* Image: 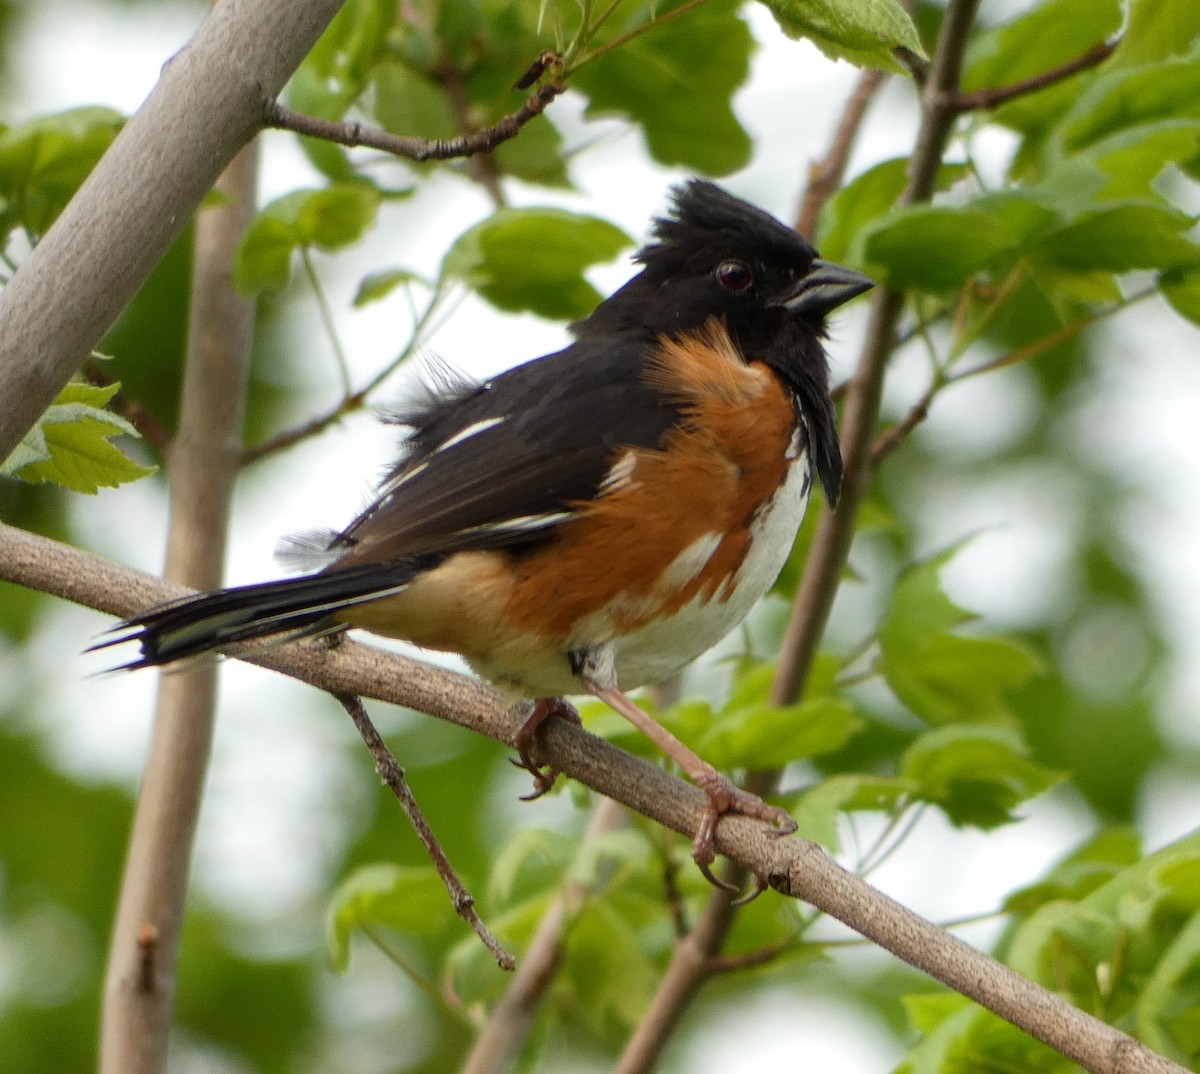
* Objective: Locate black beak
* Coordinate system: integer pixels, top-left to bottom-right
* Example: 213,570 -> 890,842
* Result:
782,259 -> 874,316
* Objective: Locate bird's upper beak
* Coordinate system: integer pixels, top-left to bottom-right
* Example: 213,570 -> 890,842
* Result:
782,259 -> 874,316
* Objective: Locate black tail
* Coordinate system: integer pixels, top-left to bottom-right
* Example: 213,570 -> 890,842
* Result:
95,561 -> 426,669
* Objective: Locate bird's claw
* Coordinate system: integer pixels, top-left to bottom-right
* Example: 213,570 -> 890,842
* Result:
511,697 -> 581,800
689,769 -> 795,899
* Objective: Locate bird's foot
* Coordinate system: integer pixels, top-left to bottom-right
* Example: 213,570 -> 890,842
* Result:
511,697 -> 581,800
691,768 -> 796,894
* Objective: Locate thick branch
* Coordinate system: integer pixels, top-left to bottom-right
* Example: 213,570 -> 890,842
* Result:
0,0 -> 344,463
0,522 -> 1186,1074
100,143 -> 259,1074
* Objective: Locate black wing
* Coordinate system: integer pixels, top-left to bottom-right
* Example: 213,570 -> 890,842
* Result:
327,335 -> 681,566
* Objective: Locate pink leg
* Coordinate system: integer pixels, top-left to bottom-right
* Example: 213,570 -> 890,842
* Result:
585,679 -> 796,880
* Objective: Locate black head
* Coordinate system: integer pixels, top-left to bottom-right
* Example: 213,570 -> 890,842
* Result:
574,180 -> 873,506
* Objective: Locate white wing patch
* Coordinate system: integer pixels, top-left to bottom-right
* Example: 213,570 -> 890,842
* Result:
433,416 -> 506,453
453,511 -> 573,540
599,450 -> 639,495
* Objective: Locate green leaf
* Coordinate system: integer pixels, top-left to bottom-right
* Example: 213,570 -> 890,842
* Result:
697,697 -> 861,770
372,59 -> 458,141
789,774 -> 914,850
1162,264 -> 1200,326
325,864 -> 451,972
1029,202 -> 1200,273
863,196 -> 1056,292
817,158 -> 909,265
487,827 -> 574,908
572,0 -> 753,175
1058,44 -> 1200,155
441,207 -> 630,319
901,725 -> 1062,828
1003,827 -> 1143,914
492,113 -> 571,188
758,0 -> 925,73
3,381 -> 155,493
1115,0 -> 1200,67
564,900 -> 658,1034
233,184 -> 382,294
352,268 -> 424,307
0,106 -> 124,237
879,550 -> 1041,724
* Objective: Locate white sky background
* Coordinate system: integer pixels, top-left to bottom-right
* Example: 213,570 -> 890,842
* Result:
7,1 -> 1200,1072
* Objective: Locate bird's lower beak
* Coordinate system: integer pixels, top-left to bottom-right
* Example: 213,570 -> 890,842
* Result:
783,259 -> 874,316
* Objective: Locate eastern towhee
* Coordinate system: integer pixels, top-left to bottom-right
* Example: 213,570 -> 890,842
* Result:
99,181 -> 872,880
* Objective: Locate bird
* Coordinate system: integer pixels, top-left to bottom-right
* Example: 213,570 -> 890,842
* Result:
97,180 -> 872,882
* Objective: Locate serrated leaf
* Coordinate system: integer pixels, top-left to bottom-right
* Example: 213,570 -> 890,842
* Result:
352,268 -> 424,307
572,0 -> 753,175
901,725 -> 1062,828
759,0 -> 925,73
441,207 -> 630,320
4,380 -> 155,493
325,864 -> 451,972
233,184 -> 382,294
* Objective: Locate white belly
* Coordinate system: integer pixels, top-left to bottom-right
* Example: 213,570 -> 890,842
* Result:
611,452 -> 812,688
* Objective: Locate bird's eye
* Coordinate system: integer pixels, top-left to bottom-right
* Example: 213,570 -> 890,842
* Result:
715,259 -> 753,292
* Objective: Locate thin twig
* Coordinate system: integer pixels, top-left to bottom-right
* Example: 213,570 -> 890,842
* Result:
796,67 -> 887,240
706,940 -> 792,975
948,37 -> 1119,114
334,693 -> 515,971
262,80 -> 565,164
572,0 -> 709,70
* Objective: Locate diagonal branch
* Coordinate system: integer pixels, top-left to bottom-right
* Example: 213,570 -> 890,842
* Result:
0,520 -> 1187,1074
947,37 -> 1119,114
334,693 -> 514,970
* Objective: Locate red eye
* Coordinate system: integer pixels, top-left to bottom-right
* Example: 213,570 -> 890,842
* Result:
716,259 -> 753,292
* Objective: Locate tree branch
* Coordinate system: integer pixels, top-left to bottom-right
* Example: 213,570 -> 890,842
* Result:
99,143 -> 259,1074
334,693 -> 514,971
947,37 -> 1119,114
795,66 -> 887,240
1,521 -> 1185,1074
262,78 -> 564,166
0,0 -> 344,463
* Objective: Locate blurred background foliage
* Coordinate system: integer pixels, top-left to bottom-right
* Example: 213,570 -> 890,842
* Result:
3,0 -> 1200,1071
